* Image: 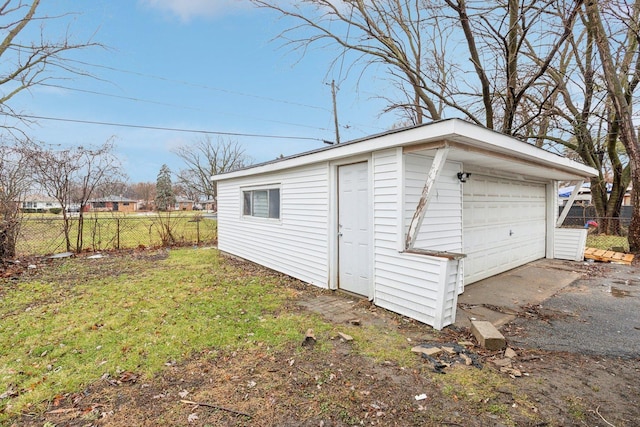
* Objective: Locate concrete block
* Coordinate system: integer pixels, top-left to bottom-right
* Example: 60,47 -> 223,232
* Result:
471,320 -> 506,351
411,346 -> 442,357
337,332 -> 353,341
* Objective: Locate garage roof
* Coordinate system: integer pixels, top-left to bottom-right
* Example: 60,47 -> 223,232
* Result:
213,119 -> 598,182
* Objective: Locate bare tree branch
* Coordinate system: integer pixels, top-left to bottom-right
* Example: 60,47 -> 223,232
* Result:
0,0 -> 101,133
173,136 -> 251,209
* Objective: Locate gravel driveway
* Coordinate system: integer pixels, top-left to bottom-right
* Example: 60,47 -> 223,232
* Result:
505,261 -> 640,358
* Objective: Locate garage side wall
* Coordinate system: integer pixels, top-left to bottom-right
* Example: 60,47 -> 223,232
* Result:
216,163 -> 330,288
404,153 -> 463,252
372,148 -> 459,329
554,228 -> 588,261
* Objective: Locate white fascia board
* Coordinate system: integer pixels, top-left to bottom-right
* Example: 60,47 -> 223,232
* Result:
447,120 -> 598,178
212,121 -> 458,181
212,119 -> 598,181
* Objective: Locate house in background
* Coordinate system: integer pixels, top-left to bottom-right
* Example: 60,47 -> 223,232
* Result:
85,196 -> 138,213
213,119 -> 597,330
174,196 -> 195,211
202,198 -> 216,212
558,182 -> 633,206
21,194 -> 62,212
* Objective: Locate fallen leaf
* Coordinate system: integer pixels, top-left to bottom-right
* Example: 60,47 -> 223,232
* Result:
118,371 -> 139,383
52,394 -> 64,407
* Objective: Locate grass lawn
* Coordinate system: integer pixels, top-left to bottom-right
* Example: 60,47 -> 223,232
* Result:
0,248 -> 414,423
586,233 -> 629,251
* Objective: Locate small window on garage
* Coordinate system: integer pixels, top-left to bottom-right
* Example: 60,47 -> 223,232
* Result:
242,187 -> 280,219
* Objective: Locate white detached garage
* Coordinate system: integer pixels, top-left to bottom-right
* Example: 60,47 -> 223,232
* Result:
213,119 -> 597,329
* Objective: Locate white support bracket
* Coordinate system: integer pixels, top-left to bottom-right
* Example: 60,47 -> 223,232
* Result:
405,147 -> 450,250
556,180 -> 584,227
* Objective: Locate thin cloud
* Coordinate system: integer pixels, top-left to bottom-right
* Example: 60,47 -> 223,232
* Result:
139,0 -> 250,21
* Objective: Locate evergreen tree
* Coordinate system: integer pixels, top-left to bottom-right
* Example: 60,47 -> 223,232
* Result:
155,164 -> 175,211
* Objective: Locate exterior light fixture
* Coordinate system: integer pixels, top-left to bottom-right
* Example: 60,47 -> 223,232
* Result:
457,172 -> 471,182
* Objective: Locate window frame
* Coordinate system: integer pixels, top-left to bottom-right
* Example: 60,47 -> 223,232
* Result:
241,185 -> 281,221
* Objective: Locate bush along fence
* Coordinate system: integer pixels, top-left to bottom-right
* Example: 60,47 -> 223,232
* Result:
16,214 -> 217,257
558,206 -> 629,252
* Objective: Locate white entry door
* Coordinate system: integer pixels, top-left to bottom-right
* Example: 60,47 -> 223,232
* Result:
338,162 -> 370,296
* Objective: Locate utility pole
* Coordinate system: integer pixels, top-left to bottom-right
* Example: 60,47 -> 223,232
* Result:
331,80 -> 340,144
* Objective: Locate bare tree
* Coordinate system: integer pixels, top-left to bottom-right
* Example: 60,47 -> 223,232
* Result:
129,182 -> 155,211
583,0 -> 640,250
94,180 -> 129,199
27,140 -> 124,252
173,136 -> 250,210
524,4 -> 630,235
175,171 -> 201,201
251,0 -> 582,137
0,142 -> 31,258
0,1 -> 100,133
252,0 -> 640,250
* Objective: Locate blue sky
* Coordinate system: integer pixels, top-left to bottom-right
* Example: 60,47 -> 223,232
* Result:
10,0 -> 397,182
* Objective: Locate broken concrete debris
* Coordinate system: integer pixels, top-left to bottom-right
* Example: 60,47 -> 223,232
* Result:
489,348 -> 526,378
411,346 -> 442,357
337,332 -> 353,341
504,347 -> 517,359
492,358 -> 513,368
411,342 -> 482,373
441,346 -> 457,355
460,353 -> 473,366
411,341 -> 527,379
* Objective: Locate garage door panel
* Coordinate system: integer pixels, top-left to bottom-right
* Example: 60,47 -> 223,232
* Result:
463,176 -> 546,284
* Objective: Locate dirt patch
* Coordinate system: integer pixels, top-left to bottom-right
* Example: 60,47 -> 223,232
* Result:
15,342 -> 640,427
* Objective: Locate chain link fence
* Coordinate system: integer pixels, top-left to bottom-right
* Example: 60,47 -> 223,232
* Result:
15,213 -> 217,256
559,206 -> 629,252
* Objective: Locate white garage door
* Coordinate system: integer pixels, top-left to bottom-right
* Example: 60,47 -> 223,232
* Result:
463,175 -> 547,284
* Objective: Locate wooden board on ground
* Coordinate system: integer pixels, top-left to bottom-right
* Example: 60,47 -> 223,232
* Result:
584,247 -> 634,265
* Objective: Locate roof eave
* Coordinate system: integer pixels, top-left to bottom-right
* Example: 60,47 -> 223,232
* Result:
212,119 -> 597,181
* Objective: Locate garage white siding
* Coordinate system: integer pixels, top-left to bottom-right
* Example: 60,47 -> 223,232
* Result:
404,153 -> 463,252
372,149 -> 460,328
463,175 -> 547,284
216,163 -> 330,288
554,228 -> 588,261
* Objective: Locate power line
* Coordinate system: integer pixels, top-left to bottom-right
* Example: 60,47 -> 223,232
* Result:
22,114 -> 326,141
65,58 -> 333,113
39,83 -> 198,110
39,83 -> 332,131
47,58 -> 386,136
